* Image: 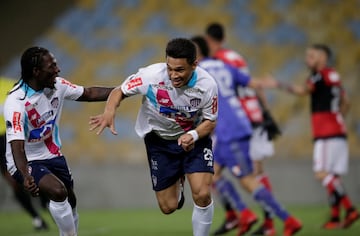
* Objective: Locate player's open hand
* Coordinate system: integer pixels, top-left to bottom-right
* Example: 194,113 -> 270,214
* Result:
178,133 -> 195,152
89,110 -> 118,135
261,74 -> 278,89
23,175 -> 39,197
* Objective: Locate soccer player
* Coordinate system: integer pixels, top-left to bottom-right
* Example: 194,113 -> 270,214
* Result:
276,44 -> 360,229
89,38 -> 218,236
205,23 -> 281,236
1,76 -> 49,231
192,36 -> 302,236
4,47 -> 113,236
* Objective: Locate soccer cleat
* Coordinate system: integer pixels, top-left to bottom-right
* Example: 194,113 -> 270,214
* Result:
284,216 -> 302,236
32,217 -> 49,231
251,223 -> 276,236
177,176 -> 185,210
237,209 -> 258,236
213,217 -> 238,235
342,209 -> 360,229
322,219 -> 341,230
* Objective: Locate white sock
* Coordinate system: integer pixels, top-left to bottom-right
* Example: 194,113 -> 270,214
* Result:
73,208 -> 79,233
192,200 -> 214,236
49,199 -> 76,236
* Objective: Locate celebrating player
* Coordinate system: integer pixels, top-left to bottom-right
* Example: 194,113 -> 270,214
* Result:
276,44 -> 359,229
1,76 -> 49,231
4,47 -> 114,236
192,36 -> 302,236
90,38 -> 218,236
205,23 -> 281,236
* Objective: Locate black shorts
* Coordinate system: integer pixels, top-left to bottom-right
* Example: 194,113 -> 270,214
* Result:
144,132 -> 214,191
12,156 -> 74,189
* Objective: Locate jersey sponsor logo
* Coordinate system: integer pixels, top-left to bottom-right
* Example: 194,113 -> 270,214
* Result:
28,118 -> 56,142
61,79 -> 77,88
36,110 -> 54,126
51,97 -> 59,109
12,112 -> 22,133
190,98 -> 201,108
211,96 -> 218,114
126,77 -> 143,90
184,87 -> 204,95
159,106 -> 195,119
151,84 -> 173,90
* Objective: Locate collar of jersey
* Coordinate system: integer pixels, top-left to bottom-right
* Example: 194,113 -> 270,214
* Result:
187,71 -> 197,88
20,80 -> 43,97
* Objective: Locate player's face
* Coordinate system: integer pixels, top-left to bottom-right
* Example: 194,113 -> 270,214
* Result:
35,53 -> 60,89
166,56 -> 196,88
305,48 -> 322,71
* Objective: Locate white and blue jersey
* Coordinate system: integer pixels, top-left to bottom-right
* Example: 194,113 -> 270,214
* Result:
199,58 -> 252,142
4,77 -> 84,175
121,63 -> 218,140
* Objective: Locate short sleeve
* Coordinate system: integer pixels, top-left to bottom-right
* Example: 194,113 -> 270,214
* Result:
120,69 -> 151,97
56,78 -> 84,100
201,81 -> 218,121
4,99 -> 25,142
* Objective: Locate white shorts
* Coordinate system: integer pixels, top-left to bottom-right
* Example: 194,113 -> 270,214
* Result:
250,127 -> 274,161
313,137 -> 348,175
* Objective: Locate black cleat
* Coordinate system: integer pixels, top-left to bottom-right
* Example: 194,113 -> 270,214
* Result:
177,176 -> 185,210
213,217 -> 238,235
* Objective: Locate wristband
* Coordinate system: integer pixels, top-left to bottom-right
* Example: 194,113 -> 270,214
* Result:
187,130 -> 199,141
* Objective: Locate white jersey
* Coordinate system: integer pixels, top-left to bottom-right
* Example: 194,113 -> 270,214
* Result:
121,63 -> 218,140
4,77 -> 84,175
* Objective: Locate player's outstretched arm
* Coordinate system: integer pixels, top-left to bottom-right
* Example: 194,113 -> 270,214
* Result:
276,81 -> 311,96
89,87 -> 126,135
10,140 -> 39,196
77,87 -> 114,102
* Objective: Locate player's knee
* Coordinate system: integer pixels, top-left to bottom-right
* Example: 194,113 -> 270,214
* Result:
192,189 -> 211,207
158,201 -> 177,215
49,185 -> 68,202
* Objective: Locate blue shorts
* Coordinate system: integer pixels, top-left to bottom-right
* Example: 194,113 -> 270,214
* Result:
214,137 -> 253,178
13,156 -> 73,189
144,132 -> 214,191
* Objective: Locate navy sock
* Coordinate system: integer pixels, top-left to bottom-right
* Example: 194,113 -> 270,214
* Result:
215,177 -> 246,211
253,186 -> 289,221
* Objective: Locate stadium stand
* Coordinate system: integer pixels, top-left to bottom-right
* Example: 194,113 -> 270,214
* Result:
1,0 -> 359,161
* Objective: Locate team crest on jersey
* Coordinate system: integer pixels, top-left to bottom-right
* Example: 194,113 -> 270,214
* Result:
190,98 -> 201,108
51,97 -> 59,109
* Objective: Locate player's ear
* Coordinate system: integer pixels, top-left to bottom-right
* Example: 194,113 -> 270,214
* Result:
192,60 -> 198,70
33,67 -> 40,78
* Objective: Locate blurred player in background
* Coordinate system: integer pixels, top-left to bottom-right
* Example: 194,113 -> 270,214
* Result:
192,36 -> 301,236
4,47 -> 114,236
205,23 -> 281,236
276,44 -> 359,229
90,38 -> 218,236
1,76 -> 48,231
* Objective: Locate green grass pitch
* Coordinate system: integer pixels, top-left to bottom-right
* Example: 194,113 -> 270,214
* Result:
1,205 -> 359,235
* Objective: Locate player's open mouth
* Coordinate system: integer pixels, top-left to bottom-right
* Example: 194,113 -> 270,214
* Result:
172,78 -> 183,87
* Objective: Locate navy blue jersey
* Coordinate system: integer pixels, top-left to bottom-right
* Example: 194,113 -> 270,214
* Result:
199,58 -> 252,142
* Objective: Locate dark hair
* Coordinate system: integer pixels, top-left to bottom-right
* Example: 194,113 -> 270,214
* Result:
206,22 -> 225,42
9,46 -> 49,99
166,38 -> 197,65
310,44 -> 332,61
191,36 -> 209,58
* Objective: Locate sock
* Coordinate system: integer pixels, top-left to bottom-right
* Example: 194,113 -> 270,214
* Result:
323,175 -> 354,213
215,177 -> 247,212
192,200 -> 214,236
72,208 -> 79,233
49,199 -> 76,236
258,174 -> 274,224
14,187 -> 39,218
253,186 -> 289,221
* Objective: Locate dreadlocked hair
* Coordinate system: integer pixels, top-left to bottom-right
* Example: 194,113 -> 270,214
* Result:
9,46 -> 49,100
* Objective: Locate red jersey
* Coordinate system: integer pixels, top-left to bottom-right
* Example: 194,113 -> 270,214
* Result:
307,67 -> 347,139
215,48 -> 263,125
